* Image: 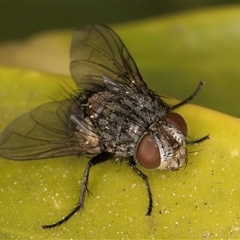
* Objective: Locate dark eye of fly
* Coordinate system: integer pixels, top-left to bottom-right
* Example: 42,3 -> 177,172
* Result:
136,133 -> 161,169
165,112 -> 188,136
0,24 -> 209,229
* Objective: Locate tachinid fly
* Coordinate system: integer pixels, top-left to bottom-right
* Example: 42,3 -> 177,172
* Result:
0,24 -> 209,228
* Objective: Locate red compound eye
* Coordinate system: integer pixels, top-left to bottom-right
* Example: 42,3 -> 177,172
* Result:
165,112 -> 188,136
136,134 -> 161,169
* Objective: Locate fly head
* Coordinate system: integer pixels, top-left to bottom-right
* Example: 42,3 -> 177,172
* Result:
135,112 -> 188,171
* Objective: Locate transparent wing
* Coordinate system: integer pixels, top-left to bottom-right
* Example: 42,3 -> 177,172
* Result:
0,99 -> 82,160
70,24 -> 148,90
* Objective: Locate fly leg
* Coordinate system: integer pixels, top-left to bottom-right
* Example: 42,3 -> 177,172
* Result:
187,134 -> 210,144
42,152 -> 114,229
169,81 -> 209,144
170,81 -> 205,110
129,159 -> 153,216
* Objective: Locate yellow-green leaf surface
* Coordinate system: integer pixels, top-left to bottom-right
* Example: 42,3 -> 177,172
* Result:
0,70 -> 239,239
1,6 -> 240,239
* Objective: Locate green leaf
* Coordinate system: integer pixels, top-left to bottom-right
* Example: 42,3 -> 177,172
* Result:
1,6 -> 240,239
0,68 -> 239,239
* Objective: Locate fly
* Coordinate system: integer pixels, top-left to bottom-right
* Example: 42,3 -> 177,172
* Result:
0,24 -> 209,228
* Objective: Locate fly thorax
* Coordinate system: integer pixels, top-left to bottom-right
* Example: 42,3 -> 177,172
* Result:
87,91 -> 113,119
135,120 -> 187,171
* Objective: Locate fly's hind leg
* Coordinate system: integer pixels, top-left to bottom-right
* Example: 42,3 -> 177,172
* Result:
42,152 -> 114,229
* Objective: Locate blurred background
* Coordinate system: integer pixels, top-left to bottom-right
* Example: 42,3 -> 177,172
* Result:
0,2 -> 240,116
0,2 -> 238,42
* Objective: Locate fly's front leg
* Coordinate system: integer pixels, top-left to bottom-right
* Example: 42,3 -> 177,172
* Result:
129,159 -> 153,216
42,152 -> 114,229
167,81 -> 209,145
187,134 -> 210,144
170,81 -> 205,110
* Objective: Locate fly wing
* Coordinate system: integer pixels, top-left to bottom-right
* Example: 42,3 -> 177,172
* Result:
0,99 -> 86,160
70,24 -> 148,90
